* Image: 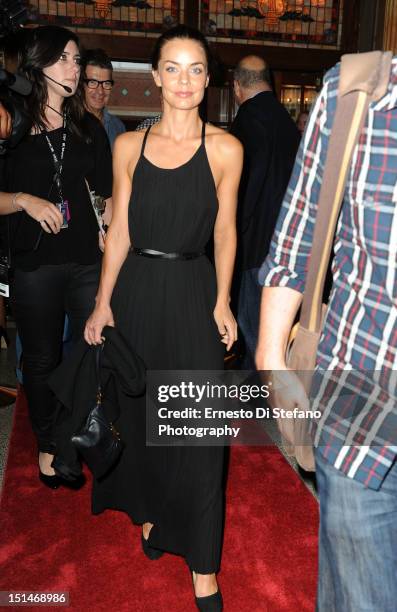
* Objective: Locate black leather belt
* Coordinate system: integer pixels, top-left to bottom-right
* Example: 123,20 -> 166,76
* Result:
131,248 -> 204,261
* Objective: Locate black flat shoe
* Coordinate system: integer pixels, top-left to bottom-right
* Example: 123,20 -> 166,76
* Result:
39,470 -> 60,489
141,533 -> 164,560
195,590 -> 223,611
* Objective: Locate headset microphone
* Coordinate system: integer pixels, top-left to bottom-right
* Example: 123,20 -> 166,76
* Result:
43,73 -> 73,94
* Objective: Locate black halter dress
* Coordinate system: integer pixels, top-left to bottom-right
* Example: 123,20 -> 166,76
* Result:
92,122 -> 226,574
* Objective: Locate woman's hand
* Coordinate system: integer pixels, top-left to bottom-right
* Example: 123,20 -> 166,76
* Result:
84,302 -> 115,345
213,301 -> 237,351
19,193 -> 63,234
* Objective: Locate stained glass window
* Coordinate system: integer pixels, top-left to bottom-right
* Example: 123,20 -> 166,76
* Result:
201,0 -> 343,48
29,0 -> 180,35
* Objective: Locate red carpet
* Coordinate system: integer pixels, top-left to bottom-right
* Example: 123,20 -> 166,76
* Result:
0,393 -> 318,611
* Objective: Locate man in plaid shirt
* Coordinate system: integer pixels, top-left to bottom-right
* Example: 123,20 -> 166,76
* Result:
256,59 -> 397,611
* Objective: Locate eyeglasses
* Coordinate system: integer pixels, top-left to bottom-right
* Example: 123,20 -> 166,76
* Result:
83,78 -> 114,90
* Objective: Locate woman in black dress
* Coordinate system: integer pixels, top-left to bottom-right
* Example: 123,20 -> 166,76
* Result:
0,26 -> 112,488
85,26 -> 242,610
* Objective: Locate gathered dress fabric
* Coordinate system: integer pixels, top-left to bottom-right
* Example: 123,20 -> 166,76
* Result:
92,123 -> 226,574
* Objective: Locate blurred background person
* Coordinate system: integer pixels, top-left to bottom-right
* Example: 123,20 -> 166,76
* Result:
230,55 -> 300,368
0,31 -> 27,352
0,102 -> 12,349
296,110 -> 309,135
82,48 -> 125,150
0,25 -> 112,489
0,101 -> 12,348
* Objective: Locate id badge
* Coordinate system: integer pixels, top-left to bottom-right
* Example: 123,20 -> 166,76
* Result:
57,200 -> 71,229
0,262 -> 9,298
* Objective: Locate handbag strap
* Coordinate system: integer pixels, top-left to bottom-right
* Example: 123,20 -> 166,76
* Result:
299,51 -> 392,333
85,178 -> 105,237
95,344 -> 104,401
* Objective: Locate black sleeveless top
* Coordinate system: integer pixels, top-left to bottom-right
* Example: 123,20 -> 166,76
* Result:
128,121 -> 218,254
5,113 -> 112,271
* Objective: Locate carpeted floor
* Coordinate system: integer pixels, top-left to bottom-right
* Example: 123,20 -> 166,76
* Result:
0,393 -> 318,611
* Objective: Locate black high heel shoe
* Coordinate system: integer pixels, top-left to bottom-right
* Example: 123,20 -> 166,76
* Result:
195,590 -> 223,611
38,469 -> 86,490
39,470 -> 61,489
141,533 -> 164,560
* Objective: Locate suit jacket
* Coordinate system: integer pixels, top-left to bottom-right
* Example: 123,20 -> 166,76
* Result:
230,91 -> 300,273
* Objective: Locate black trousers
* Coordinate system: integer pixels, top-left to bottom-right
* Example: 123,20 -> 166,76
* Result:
11,262 -> 100,453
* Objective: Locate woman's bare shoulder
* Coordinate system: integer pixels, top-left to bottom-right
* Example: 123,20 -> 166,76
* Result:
113,130 -> 146,156
205,124 -> 243,160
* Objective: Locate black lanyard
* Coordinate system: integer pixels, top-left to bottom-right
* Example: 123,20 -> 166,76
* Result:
43,117 -> 67,202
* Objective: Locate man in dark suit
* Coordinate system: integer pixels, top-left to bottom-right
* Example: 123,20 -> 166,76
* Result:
230,55 -> 300,368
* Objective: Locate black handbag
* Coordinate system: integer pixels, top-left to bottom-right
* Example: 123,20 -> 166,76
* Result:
71,345 -> 124,479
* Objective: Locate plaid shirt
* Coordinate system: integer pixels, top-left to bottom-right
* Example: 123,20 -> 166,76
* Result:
259,60 -> 397,490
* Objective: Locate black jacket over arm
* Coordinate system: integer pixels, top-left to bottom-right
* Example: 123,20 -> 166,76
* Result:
230,91 -> 300,272
48,326 -> 146,480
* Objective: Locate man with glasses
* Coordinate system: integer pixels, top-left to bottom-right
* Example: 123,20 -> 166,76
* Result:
82,49 -> 125,150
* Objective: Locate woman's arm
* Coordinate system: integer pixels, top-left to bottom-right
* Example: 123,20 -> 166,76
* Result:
84,132 -> 141,345
212,133 -> 243,350
0,191 -> 63,233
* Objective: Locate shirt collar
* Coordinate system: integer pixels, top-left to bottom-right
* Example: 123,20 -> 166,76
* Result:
372,57 -> 397,111
240,89 -> 272,107
102,107 -> 110,124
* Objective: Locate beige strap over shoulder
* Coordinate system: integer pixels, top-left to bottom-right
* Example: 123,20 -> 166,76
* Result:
298,50 -> 393,340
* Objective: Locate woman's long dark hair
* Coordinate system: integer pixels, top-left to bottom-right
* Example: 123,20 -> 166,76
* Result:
20,26 -> 85,136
